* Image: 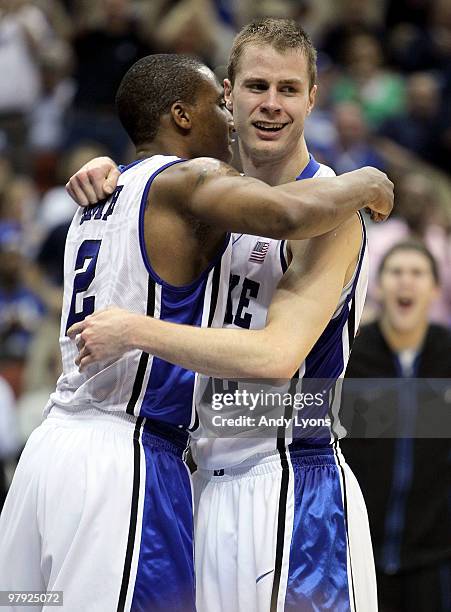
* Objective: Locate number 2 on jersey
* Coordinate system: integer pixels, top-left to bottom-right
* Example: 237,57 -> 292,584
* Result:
65,239 -> 101,333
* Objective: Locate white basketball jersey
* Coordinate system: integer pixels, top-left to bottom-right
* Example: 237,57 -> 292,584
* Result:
47,155 -> 231,430
192,157 -> 369,469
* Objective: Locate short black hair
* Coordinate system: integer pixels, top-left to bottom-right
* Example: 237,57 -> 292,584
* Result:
116,54 -> 208,146
378,240 -> 440,284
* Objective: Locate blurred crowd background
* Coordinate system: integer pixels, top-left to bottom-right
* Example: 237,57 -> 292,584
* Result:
0,0 -> 450,602
0,0 -> 451,612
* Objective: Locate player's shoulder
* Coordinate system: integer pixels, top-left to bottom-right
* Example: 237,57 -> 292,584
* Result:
160,157 -> 239,183
119,154 -> 179,177
152,157 -> 240,201
314,160 -> 365,243
150,157 -> 242,212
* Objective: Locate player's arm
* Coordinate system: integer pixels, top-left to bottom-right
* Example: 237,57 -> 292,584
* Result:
157,157 -> 392,238
66,156 -> 393,239
68,215 -> 362,377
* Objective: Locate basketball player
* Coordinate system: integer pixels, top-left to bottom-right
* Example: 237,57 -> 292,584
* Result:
67,20 -> 385,612
0,51 -> 392,612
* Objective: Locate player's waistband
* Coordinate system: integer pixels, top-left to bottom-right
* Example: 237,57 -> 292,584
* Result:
47,405 -> 188,456
195,444 -> 336,481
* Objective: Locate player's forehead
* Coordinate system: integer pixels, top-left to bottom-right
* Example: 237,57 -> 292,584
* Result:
196,65 -> 222,96
235,43 -> 309,84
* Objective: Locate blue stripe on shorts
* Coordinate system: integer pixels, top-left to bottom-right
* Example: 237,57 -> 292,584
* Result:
131,432 -> 195,612
284,447 -> 350,612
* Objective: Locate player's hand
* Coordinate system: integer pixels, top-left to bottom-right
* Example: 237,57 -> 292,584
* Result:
66,157 -> 120,207
67,307 -> 138,371
357,167 -> 394,222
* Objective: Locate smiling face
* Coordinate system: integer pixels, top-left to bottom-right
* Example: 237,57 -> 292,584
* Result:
224,44 -> 316,166
378,249 -> 439,334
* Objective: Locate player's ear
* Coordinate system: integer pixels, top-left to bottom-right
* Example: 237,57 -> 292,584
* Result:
307,84 -> 317,115
224,79 -> 233,112
307,85 -> 318,115
171,101 -> 192,131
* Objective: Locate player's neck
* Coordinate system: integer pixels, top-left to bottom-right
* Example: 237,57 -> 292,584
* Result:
240,139 -> 310,186
379,316 -> 428,353
135,135 -> 191,161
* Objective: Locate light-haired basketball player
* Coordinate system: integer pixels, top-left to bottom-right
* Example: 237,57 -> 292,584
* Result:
67,20 -> 386,612
0,50 -> 392,612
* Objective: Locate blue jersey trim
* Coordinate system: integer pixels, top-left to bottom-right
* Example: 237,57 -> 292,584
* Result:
280,240 -> 288,273
138,160 -> 231,292
283,153 -> 320,274
302,212 -> 366,382
336,211 -> 367,304
236,155 -> 319,264
348,212 -> 367,300
119,157 -> 152,174
295,154 -> 321,181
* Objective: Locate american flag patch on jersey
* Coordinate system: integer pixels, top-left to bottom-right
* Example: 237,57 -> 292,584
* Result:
249,241 -> 270,263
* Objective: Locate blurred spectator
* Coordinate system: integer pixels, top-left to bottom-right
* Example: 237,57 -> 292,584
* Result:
332,32 -> 406,128
384,0 -> 440,73
0,0 -> 55,171
37,143 -> 108,236
431,0 -> 451,173
34,0 -> 73,40
153,0 -> 228,67
0,157 -> 13,196
236,0 -> 311,26
384,0 -> 430,30
319,101 -> 385,173
0,223 -> 47,397
385,0 -> 451,91
65,0 -> 153,160
21,312 -> 61,394
0,174 -> 40,255
28,40 -> 75,191
366,172 -> 451,326
425,0 -> 451,77
0,374 -> 20,511
36,223 -> 70,288
319,0 -> 384,65
378,72 -> 450,173
304,53 -> 339,161
342,242 -> 451,612
387,23 -> 435,75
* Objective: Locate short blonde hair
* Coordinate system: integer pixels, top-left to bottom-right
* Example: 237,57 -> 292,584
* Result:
227,18 -> 317,90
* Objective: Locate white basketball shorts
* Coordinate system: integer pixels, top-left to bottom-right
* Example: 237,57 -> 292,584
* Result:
0,409 -> 195,612
192,442 -> 377,612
